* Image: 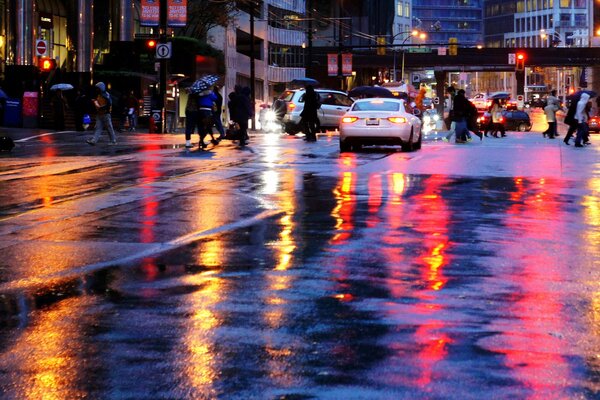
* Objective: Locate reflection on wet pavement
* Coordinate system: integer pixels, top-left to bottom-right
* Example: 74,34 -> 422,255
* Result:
1,131 -> 600,398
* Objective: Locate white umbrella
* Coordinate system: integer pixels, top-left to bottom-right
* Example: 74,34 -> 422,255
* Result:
50,83 -> 74,91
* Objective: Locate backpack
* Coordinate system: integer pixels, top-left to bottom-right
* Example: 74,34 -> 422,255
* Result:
0,136 -> 15,151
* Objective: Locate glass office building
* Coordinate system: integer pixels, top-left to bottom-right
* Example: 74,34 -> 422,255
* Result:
412,0 -> 484,48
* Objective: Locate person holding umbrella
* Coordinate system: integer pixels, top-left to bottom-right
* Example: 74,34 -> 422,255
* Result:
301,85 -> 320,142
51,89 -> 68,131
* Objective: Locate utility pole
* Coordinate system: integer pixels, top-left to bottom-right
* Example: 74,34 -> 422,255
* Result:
337,1 -> 343,90
250,1 -> 256,130
159,0 -> 168,133
306,0 -> 313,77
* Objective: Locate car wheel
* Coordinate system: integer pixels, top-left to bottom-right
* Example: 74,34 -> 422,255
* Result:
518,123 -> 528,132
340,140 -> 352,152
414,131 -> 422,150
401,128 -> 414,152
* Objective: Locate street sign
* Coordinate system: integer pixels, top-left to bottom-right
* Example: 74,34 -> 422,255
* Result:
412,74 -> 420,83
36,40 -> 48,57
156,42 -> 172,59
508,53 -> 516,64
517,95 -> 524,101
406,47 -> 431,53
433,97 -> 439,105
438,47 -> 447,56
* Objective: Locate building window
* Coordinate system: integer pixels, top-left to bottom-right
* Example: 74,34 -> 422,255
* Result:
268,44 -> 304,68
404,2 -> 410,18
560,0 -> 570,8
397,1 -> 403,16
573,0 -> 585,8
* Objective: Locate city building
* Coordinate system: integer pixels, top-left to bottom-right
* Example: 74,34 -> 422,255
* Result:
412,0 -> 484,48
207,0 -> 306,107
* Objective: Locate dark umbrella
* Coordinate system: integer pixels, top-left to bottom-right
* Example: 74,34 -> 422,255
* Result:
348,86 -> 395,99
567,89 -> 597,102
289,78 -> 320,88
489,91 -> 510,100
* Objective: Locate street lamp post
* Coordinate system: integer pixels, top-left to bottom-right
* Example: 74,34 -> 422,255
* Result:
391,30 -> 426,83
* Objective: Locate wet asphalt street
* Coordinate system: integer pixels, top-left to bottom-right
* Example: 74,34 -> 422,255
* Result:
1,113 -> 600,399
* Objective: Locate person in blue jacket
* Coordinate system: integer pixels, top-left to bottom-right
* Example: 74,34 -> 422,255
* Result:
197,88 -> 218,149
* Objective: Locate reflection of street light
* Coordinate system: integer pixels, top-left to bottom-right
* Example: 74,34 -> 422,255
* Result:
391,30 -> 426,82
401,30 -> 426,83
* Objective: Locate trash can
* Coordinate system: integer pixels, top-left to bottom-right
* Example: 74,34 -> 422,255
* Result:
4,98 -> 22,127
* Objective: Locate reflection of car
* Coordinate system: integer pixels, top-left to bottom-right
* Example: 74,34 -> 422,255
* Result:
339,98 -> 422,152
589,115 -> 600,132
478,110 -> 532,132
280,88 -> 354,134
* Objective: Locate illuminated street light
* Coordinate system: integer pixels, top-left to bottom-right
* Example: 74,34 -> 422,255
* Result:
391,29 -> 426,83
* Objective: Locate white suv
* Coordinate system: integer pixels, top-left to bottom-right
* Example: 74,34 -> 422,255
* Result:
279,89 -> 354,134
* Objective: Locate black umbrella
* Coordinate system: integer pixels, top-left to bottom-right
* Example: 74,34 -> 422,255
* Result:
348,86 -> 395,99
567,89 -> 597,102
489,91 -> 510,100
289,78 -> 320,88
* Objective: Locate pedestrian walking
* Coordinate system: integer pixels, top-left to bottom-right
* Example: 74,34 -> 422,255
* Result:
484,99 -> 506,138
301,85 -> 320,142
574,93 -> 591,148
228,86 -> 253,147
87,82 -> 117,145
126,91 -> 138,131
543,90 -> 561,139
184,90 -> 200,148
451,90 -> 471,143
563,98 -> 579,145
197,87 -> 218,148
212,86 -> 225,140
52,89 -> 68,131
443,85 -> 456,141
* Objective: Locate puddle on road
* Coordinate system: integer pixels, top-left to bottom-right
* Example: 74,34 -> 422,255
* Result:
1,172 -> 600,399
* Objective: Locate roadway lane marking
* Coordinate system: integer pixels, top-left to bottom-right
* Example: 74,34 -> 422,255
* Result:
0,208 -> 284,293
14,131 -> 70,142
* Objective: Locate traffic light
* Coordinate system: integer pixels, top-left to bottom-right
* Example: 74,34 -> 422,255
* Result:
377,36 -> 386,56
146,39 -> 157,49
449,37 -> 458,56
38,57 -> 57,72
516,52 -> 525,71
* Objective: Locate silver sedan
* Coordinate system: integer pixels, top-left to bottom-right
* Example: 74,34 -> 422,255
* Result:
339,98 -> 422,152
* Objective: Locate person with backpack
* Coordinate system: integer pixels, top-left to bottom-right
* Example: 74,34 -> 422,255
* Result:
87,82 -> 117,145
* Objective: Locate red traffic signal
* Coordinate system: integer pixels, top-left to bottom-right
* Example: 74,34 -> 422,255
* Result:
515,52 -> 525,71
146,39 -> 157,49
38,57 -> 57,72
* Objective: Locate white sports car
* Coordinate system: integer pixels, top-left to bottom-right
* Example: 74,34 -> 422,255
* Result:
339,98 -> 422,152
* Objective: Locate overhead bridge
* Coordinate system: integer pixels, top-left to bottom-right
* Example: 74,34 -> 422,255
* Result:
315,46 -> 600,72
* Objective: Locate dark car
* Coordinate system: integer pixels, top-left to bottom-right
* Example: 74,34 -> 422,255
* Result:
477,110 -> 532,132
588,115 -> 600,133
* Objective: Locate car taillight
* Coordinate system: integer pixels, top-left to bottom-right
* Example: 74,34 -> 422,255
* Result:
342,116 -> 359,123
287,103 -> 296,111
387,117 -> 407,124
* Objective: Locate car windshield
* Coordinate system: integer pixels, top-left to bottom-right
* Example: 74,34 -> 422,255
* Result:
279,91 -> 296,102
352,100 -> 401,112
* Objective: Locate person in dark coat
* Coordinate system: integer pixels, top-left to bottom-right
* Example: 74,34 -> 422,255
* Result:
451,90 -> 471,143
52,89 -> 68,131
229,86 -> 253,146
212,86 -> 225,140
301,85 -> 320,141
